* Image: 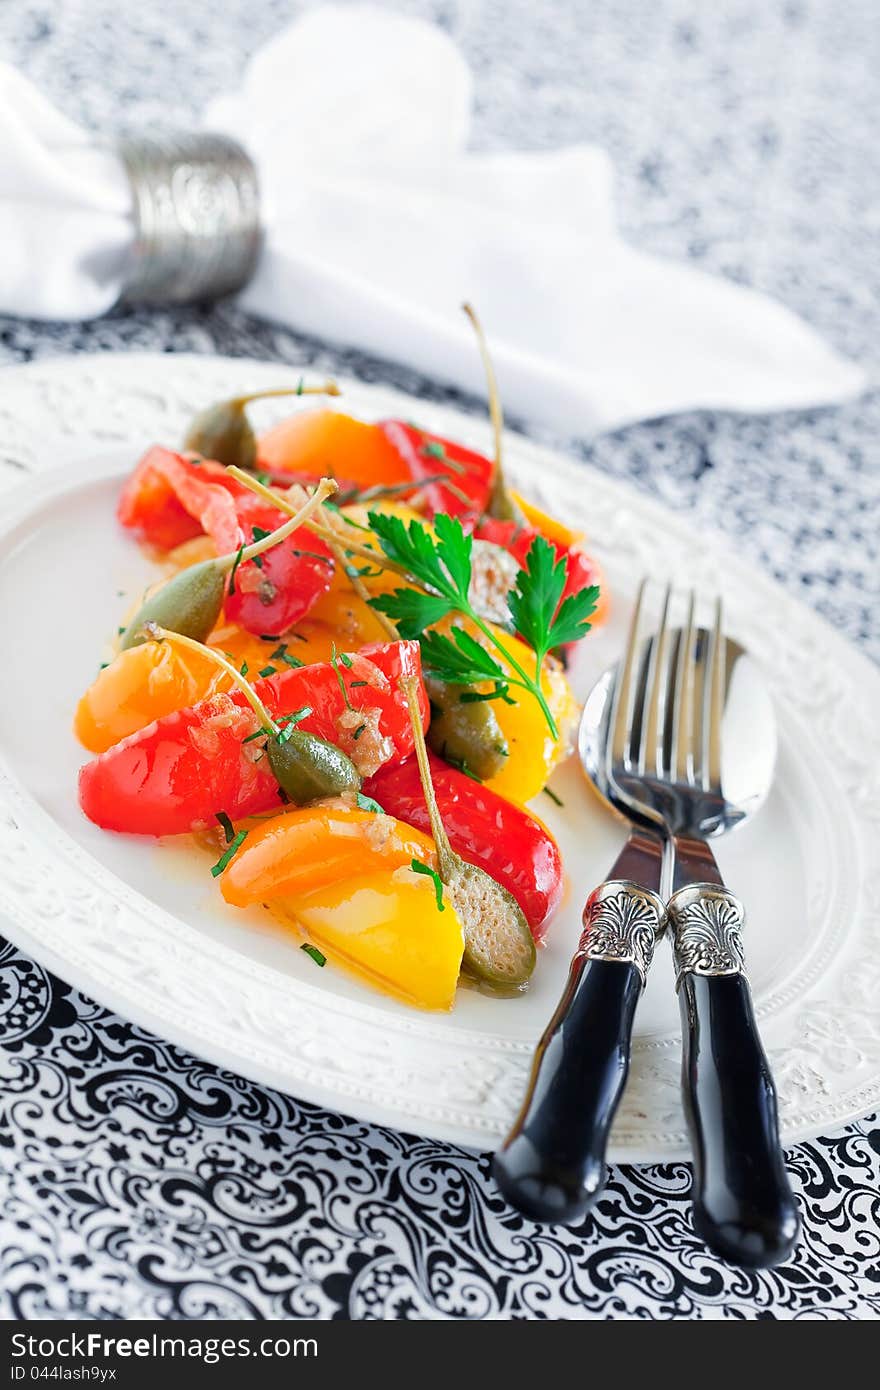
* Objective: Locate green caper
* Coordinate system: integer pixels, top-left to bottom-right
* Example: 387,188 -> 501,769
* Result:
120,560 -> 226,650
268,730 -> 361,804
183,382 -> 341,470
184,399 -> 256,470
425,678 -> 509,782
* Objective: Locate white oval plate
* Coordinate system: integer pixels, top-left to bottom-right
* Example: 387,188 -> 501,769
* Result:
0,353 -> 878,1160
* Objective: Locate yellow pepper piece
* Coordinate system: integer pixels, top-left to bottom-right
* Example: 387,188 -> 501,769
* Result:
285,867 -> 464,1011
485,627 -> 577,804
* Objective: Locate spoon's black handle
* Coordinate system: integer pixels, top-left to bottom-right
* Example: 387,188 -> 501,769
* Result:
493,879 -> 663,1225
671,887 -> 800,1268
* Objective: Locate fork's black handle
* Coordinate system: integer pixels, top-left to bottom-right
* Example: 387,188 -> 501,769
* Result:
493,878 -> 663,1225
672,884 -> 800,1268
493,956 -> 642,1224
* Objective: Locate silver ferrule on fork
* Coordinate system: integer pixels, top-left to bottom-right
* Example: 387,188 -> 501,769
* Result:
578,880 -> 666,987
667,882 -> 747,988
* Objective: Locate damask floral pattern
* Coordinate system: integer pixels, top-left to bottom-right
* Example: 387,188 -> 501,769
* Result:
0,0 -> 878,1321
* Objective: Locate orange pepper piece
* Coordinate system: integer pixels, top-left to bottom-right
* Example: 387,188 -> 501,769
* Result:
219,804 -> 437,907
258,409 -> 408,489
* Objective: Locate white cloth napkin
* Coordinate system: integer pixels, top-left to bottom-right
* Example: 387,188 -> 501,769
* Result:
0,5 -> 865,435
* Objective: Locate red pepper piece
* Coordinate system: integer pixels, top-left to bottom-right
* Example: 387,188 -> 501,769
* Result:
363,752 -> 563,940
378,421 -> 493,518
223,500 -> 335,636
78,641 -> 428,837
117,447 -> 249,553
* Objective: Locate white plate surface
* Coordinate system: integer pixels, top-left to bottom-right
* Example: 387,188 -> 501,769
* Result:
0,353 -> 877,1159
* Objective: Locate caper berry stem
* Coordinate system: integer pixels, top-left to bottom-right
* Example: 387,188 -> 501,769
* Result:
216,476 -> 338,573
227,467 -> 421,585
144,623 -> 278,735
462,302 -> 525,525
399,673 -> 456,877
230,381 -> 340,408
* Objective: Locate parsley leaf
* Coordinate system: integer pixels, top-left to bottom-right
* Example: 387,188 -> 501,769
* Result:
371,588 -> 452,639
508,535 -> 598,665
356,793 -> 385,814
419,628 -> 508,687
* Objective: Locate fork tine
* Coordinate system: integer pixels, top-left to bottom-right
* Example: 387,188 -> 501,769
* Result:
670,590 -> 696,783
638,583 -> 671,774
609,578 -> 647,774
704,596 -> 725,791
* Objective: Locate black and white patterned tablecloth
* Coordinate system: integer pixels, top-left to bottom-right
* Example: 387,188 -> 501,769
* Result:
0,0 -> 878,1320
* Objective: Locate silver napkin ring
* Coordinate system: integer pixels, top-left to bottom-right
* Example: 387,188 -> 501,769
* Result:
117,132 -> 262,306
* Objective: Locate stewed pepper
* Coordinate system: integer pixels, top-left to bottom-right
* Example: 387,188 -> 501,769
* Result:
78,640 -> 428,835
219,805 -> 465,1011
363,751 -> 563,939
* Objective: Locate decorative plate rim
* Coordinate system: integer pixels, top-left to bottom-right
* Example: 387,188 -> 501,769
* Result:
0,351 -> 877,1160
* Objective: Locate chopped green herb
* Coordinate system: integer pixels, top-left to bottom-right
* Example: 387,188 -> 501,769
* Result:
254,472 -> 273,487
215,810 -> 235,843
410,858 -> 445,911
421,439 -> 446,460
440,745 -> 483,783
242,728 -> 267,745
117,625 -> 126,636
276,705 -> 313,743
356,793 -> 385,814
227,544 -> 246,596
239,660 -> 249,677
459,682 -> 514,705
349,680 -> 368,688
270,643 -> 304,669
330,643 -> 354,710
258,665 -> 277,678
339,652 -> 354,668
291,548 -> 334,566
259,633 -> 281,642
250,525 -> 273,570
210,829 -> 248,877
543,786 -> 564,807
300,942 -> 326,967
352,723 -> 367,740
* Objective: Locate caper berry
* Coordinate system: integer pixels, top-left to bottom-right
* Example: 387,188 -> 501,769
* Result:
120,560 -> 226,650
425,679 -> 509,782
184,399 -> 257,471
445,858 -> 536,988
268,730 -> 361,804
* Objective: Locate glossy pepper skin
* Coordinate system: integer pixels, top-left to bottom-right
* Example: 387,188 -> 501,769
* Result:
377,421 -> 494,517
222,498 -> 335,635
363,752 -> 563,940
78,641 -> 428,836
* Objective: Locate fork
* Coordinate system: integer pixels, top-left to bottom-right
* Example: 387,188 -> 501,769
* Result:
639,585 -> 800,1269
493,584 -> 667,1225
